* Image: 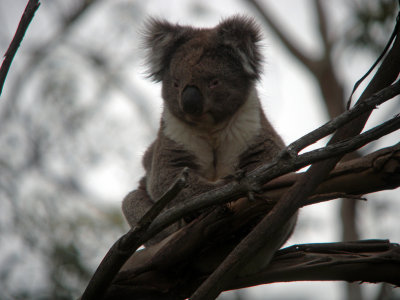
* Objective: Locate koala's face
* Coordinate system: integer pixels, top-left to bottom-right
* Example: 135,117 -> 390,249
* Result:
144,16 -> 262,127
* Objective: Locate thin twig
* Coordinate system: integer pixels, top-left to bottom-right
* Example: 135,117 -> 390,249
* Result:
295,115 -> 400,167
0,0 -> 40,95
305,193 -> 366,205
286,80 -> 400,155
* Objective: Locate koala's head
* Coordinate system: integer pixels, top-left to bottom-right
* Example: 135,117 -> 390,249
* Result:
144,16 -> 263,127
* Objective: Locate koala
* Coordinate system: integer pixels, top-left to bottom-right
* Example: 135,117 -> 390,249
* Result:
122,16 -> 296,263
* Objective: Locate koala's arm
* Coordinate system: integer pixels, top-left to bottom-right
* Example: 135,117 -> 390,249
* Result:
122,137 -> 224,244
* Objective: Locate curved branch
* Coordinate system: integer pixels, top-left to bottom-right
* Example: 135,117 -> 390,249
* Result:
0,0 -> 100,123
0,0 -> 40,95
230,240 -> 400,289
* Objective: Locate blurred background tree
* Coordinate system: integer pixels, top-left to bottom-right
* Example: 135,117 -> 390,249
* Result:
0,0 -> 398,299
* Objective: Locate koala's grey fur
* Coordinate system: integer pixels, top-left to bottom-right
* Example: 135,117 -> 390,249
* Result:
122,16 -> 296,265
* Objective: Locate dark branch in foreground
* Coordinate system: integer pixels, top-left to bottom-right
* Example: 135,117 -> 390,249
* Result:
81,169 -> 188,300
230,240 -> 400,288
104,240 -> 400,299
0,0 -> 40,95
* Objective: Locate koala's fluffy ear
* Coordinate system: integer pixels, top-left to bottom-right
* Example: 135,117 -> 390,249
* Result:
143,18 -> 192,82
216,16 -> 263,79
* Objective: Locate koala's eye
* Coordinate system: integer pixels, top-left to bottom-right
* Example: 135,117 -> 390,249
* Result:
209,78 -> 220,89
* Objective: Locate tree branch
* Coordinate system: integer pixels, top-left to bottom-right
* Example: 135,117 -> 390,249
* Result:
81,169 -> 188,300
105,240 -> 400,299
0,0 -> 40,95
261,143 -> 400,204
229,240 -> 400,290
190,22 -> 400,299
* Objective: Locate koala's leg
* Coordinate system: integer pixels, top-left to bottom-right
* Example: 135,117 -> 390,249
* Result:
122,188 -> 152,228
122,177 -> 182,246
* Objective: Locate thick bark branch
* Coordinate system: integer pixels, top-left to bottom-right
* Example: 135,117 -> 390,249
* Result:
104,240 -> 400,300
263,143 -> 400,204
230,240 -> 400,289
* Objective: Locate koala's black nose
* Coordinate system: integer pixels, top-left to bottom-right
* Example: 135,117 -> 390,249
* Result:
181,85 -> 204,116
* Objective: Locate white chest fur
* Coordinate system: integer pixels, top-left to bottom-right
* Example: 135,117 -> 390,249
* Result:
164,88 -> 261,181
